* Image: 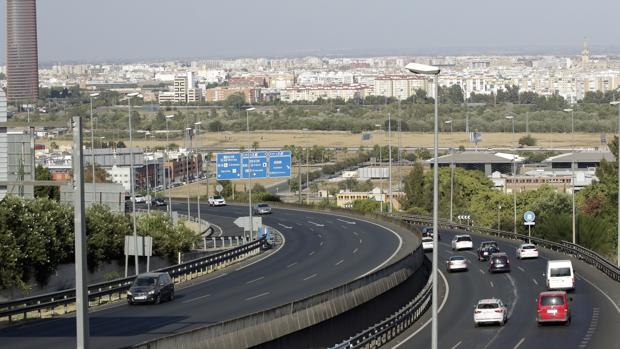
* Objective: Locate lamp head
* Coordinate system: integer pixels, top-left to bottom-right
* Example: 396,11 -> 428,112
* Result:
405,63 -> 441,75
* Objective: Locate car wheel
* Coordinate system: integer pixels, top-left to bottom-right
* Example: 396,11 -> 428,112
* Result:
128,300 -> 133,305
154,294 -> 161,305
499,320 -> 504,326
474,322 -> 479,327
169,290 -> 175,301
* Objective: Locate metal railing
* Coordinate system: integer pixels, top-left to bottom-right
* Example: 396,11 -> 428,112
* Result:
0,237 -> 265,323
330,213 -> 620,349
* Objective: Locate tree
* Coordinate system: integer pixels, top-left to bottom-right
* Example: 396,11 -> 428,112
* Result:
351,199 -> 382,213
224,93 -> 246,110
85,204 -> 131,269
402,162 -> 425,210
518,135 -> 537,146
83,164 -> 110,183
208,120 -> 223,132
137,212 -> 198,259
34,165 -> 60,200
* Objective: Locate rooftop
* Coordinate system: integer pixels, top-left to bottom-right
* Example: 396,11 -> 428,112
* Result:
428,151 -> 524,164
543,151 -> 615,163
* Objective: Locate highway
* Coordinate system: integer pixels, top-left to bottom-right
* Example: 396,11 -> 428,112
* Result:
0,205 -> 403,349
392,228 -> 620,349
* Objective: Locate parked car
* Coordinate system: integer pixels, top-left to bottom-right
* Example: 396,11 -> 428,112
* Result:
488,252 -> 511,273
477,241 -> 499,261
516,243 -> 539,259
536,291 -> 571,325
127,272 -> 175,305
253,203 -> 272,215
446,255 -> 468,272
474,298 -> 508,326
421,227 -> 440,240
151,198 -> 166,207
170,182 -> 184,188
132,195 -> 146,203
451,234 -> 473,251
208,195 -> 226,206
422,237 -> 433,251
545,260 -> 575,291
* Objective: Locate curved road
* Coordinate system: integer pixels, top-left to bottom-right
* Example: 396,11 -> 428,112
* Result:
0,205 -> 402,349
394,228 -> 620,349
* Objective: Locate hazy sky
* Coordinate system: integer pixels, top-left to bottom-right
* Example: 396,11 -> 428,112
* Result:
1,0 -> 619,63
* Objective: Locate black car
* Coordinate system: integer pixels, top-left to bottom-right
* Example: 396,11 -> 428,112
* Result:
127,272 -> 175,305
477,241 -> 499,261
151,197 -> 166,206
421,227 -> 441,240
488,253 -> 511,273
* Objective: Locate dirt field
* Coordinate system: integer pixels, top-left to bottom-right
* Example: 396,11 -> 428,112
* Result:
47,131 -> 607,150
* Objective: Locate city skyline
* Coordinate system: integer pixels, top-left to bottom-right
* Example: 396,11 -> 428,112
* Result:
0,0 -> 620,63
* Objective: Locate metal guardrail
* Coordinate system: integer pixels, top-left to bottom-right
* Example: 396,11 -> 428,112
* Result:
330,213 -> 620,349
0,238 -> 265,323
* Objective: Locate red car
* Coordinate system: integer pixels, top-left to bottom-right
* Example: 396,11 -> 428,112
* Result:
536,291 -> 571,325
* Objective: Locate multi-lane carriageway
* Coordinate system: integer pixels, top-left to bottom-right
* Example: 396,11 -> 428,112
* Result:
1,204 -> 619,348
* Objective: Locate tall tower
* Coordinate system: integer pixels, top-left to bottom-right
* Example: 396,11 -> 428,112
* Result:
581,38 -> 590,68
6,0 -> 39,103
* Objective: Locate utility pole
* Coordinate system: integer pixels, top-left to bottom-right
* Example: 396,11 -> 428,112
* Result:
72,116 -> 90,349
388,112 -> 393,213
306,148 -> 310,204
298,149 -> 302,204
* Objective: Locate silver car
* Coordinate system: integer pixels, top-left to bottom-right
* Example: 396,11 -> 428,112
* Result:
253,203 -> 272,215
446,255 -> 468,272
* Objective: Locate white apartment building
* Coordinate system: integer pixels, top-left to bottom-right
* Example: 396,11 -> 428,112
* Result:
108,165 -> 132,191
373,75 -> 429,100
158,72 -> 202,104
280,84 -> 371,102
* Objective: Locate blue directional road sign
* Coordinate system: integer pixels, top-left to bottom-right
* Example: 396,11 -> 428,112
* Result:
267,151 -> 292,178
242,152 -> 268,179
523,211 -> 536,223
216,153 -> 242,180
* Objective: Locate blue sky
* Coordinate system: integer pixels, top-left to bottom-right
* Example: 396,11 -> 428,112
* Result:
1,0 -> 619,63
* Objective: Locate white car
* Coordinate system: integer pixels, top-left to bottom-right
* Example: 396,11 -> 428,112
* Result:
446,255 -> 468,272
208,195 -> 226,206
474,298 -> 508,326
422,237 -> 433,251
516,243 -> 539,259
451,234 -> 473,251
132,195 -> 146,203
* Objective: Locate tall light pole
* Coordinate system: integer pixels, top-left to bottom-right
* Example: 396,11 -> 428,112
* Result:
564,108 -> 576,244
244,106 -> 256,240
450,148 -> 454,222
388,112 -> 393,213
406,62 -> 441,349
497,204 -> 502,230
126,92 -> 142,276
144,130 -> 151,214
611,101 -> 620,267
89,92 -> 99,203
165,114 -> 174,215
185,127 -> 192,220
194,121 -> 202,234
506,115 -> 517,234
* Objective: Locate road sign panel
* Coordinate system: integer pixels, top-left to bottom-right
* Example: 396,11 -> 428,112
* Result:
234,216 -> 262,231
242,152 -> 268,179
524,221 -> 535,226
268,151 -> 292,178
524,211 -> 536,222
216,153 -> 242,180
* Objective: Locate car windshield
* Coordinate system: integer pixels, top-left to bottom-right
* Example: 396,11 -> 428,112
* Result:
550,267 -> 572,277
134,277 -> 157,286
482,242 -> 496,247
423,237 -> 432,242
213,196 -> 223,200
258,204 -> 269,207
457,236 -> 471,242
478,303 -> 499,309
493,257 -> 507,263
522,245 -> 536,250
541,296 -> 565,306
451,256 -> 465,261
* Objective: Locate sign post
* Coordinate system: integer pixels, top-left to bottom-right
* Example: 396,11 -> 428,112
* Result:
523,211 -> 536,242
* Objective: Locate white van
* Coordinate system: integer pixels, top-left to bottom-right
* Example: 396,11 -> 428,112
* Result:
546,260 -> 575,291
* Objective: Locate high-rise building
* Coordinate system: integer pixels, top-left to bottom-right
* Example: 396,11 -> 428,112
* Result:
6,0 -> 39,102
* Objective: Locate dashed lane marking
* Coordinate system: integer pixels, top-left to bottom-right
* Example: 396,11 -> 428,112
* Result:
335,259 -> 344,266
246,276 -> 264,284
245,292 -> 270,301
450,341 -> 462,349
513,338 -> 526,349
303,273 -> 317,281
286,262 -> 297,268
353,248 -> 358,254
532,278 -> 538,285
182,294 -> 211,304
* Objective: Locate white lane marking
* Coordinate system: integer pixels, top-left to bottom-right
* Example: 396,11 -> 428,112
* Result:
182,294 -> 211,304
278,223 -> 292,229
286,262 -> 297,268
490,281 -> 494,288
309,251 -> 315,256
513,338 -> 526,349
479,268 -> 485,275
245,292 -> 270,301
318,234 -> 323,238
359,239 -> 363,244
205,273 -> 227,281
352,232 -> 359,236
481,274 -> 519,349
246,276 -> 264,284
577,272 -> 620,315
335,259 -> 344,266
392,270 -> 450,348
320,241 -> 324,247
235,228 -> 286,271
303,273 -> 317,281
532,278 -> 538,285
517,266 -> 526,272
212,224 -> 224,237
450,341 -> 462,349
337,218 -> 356,225
352,248 -> 359,254
341,225 -> 348,230
307,221 -> 325,227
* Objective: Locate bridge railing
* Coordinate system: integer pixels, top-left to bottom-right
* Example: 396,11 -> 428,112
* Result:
329,213 -> 620,349
0,237 -> 265,323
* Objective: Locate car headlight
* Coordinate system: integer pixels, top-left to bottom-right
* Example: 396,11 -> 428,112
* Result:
127,290 -> 132,296
148,290 -> 155,295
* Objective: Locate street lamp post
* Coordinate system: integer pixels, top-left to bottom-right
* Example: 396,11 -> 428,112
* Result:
194,121 -> 203,235
144,131 -> 151,214
505,115 -> 517,234
388,112 -> 393,213
89,93 -> 99,203
185,127 -> 192,220
564,108 -> 576,244
445,119 -> 452,134
611,101 -> 620,267
497,204 -> 502,230
165,114 -> 174,215
244,107 -> 256,240
406,62 -> 441,349
126,92 -> 142,276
